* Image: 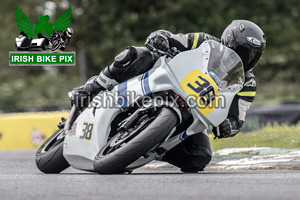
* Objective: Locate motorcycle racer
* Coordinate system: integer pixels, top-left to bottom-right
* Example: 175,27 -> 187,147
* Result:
68,20 -> 266,172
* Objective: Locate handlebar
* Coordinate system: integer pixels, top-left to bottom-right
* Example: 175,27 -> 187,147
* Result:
145,43 -> 180,59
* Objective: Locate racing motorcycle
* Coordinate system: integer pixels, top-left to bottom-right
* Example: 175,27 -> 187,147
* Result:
35,40 -> 245,174
49,28 -> 73,51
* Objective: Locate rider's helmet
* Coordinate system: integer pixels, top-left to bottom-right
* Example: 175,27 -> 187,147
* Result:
66,28 -> 73,38
221,20 -> 266,72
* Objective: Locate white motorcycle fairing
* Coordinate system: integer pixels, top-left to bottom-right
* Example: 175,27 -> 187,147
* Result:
63,40 -> 244,172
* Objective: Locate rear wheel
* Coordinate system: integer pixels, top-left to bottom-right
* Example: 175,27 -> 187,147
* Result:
35,129 -> 70,174
93,107 -> 178,174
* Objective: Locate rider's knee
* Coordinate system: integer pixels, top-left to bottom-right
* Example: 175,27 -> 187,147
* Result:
180,147 -> 212,172
101,46 -> 158,84
194,147 -> 212,168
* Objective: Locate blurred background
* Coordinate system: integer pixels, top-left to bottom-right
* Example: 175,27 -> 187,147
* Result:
0,0 -> 299,149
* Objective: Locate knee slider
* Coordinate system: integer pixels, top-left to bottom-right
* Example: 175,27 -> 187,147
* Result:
114,46 -> 137,68
107,46 -> 138,83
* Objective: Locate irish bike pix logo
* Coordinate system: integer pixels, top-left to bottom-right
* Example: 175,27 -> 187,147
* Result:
9,6 -> 75,66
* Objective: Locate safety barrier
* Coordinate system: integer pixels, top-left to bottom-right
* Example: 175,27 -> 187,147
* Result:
0,111 -> 69,150
1,103 -> 299,149
242,103 -> 300,132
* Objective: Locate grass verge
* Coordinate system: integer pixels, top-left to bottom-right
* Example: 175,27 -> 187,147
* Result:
209,124 -> 300,151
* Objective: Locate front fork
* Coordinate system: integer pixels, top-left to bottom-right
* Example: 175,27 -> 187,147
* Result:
63,105 -> 77,131
57,105 -> 79,130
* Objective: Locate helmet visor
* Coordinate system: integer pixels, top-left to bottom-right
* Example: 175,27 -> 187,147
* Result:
235,46 -> 262,71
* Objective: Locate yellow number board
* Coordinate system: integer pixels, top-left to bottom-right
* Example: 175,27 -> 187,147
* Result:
180,69 -> 220,116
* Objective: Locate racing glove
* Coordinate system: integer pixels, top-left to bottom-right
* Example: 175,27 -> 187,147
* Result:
145,33 -> 170,52
212,118 -> 241,139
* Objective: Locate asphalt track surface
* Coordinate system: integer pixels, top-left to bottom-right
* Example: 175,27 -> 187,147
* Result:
1,150 -> 300,200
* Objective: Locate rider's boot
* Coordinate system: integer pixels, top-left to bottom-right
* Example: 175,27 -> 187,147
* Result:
67,51 -> 127,108
68,76 -> 106,108
67,50 -> 132,108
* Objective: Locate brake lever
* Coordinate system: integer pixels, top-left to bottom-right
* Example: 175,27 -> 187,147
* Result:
214,125 -> 221,139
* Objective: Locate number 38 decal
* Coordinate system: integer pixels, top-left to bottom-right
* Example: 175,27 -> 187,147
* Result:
79,122 -> 94,141
180,69 -> 220,116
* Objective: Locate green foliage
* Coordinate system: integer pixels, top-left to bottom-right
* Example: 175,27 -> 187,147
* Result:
210,123 -> 300,151
255,81 -> 300,104
0,72 -> 79,111
0,0 -> 299,110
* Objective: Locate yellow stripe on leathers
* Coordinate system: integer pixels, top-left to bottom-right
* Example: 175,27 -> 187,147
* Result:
192,33 -> 200,49
237,91 -> 256,96
0,111 -> 69,150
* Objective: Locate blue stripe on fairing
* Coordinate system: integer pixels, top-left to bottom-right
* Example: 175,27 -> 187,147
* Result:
140,73 -> 145,95
118,81 -> 128,109
179,131 -> 188,140
143,71 -> 151,95
155,147 -> 168,155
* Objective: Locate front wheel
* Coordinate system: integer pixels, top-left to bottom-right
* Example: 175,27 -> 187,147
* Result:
93,107 -> 178,174
35,129 -> 70,173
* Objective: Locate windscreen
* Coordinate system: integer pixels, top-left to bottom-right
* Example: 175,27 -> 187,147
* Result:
206,40 -> 245,88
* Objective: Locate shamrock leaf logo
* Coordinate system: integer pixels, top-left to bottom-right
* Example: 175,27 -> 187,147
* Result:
33,15 -> 54,37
